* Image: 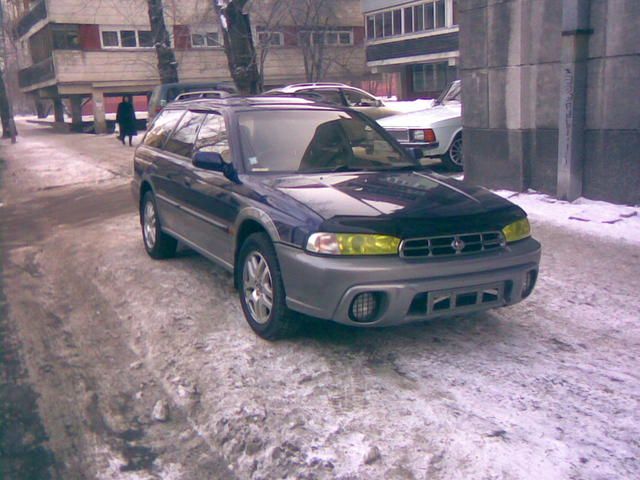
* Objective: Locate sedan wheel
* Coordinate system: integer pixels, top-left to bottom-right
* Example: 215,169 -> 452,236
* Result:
442,135 -> 463,172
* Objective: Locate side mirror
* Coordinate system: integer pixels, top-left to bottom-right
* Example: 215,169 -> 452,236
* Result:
192,151 -> 241,183
375,99 -> 383,107
193,151 -> 225,172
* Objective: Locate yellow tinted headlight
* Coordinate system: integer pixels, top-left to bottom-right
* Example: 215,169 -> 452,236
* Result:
306,233 -> 401,255
502,218 -> 531,243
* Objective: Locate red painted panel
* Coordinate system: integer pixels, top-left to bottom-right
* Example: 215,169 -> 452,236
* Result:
174,25 -> 191,50
79,24 -> 101,50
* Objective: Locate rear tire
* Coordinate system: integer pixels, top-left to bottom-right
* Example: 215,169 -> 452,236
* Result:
441,134 -> 463,172
237,233 -> 296,340
141,191 -> 177,259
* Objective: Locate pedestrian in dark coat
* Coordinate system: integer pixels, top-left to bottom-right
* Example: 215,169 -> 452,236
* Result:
116,96 -> 137,146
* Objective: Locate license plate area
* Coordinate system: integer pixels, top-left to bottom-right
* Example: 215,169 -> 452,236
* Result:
408,283 -> 505,316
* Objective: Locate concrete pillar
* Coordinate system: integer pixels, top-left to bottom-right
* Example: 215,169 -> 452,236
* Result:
53,98 -> 65,123
70,95 -> 83,132
557,0 -> 591,201
92,89 -> 107,134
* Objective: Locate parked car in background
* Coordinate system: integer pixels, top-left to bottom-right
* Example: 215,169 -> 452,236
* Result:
378,80 -> 463,171
133,95 -> 540,340
264,83 -> 416,120
148,82 -> 237,121
174,90 -> 235,101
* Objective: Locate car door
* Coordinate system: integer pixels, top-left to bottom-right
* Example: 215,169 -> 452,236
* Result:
138,108 -> 187,232
159,110 -> 209,239
180,112 -> 239,267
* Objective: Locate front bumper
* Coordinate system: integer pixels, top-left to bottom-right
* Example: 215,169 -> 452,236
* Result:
275,238 -> 541,326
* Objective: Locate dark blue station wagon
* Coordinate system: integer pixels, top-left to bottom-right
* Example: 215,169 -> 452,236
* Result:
132,96 -> 540,339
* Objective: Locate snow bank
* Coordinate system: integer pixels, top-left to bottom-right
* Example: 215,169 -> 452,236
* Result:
494,189 -> 640,245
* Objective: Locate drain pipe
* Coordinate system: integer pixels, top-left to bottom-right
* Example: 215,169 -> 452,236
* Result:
557,0 -> 592,201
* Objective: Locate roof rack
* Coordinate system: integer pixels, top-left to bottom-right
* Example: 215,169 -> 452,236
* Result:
287,82 -> 349,88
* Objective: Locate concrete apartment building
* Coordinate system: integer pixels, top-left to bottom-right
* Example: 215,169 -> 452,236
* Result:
361,0 -> 459,99
9,0 -> 367,133
459,0 -> 639,205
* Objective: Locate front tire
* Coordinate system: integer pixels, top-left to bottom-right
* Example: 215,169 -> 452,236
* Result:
441,134 -> 463,172
141,191 -> 177,259
237,233 -> 295,340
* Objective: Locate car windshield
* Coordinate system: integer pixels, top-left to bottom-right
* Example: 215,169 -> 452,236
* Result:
436,81 -> 461,105
238,110 -> 414,173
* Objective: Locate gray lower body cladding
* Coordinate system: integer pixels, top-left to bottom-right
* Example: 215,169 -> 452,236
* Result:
276,238 -> 541,326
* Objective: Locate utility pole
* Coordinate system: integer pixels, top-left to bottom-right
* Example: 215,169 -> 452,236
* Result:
557,0 -> 592,201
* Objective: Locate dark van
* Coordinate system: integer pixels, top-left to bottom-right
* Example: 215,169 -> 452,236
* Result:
147,82 -> 237,121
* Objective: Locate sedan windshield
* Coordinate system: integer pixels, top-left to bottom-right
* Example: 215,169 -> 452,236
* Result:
237,110 -> 414,173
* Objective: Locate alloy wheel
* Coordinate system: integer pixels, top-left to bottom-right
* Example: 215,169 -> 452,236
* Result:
242,252 -> 274,325
143,200 -> 157,249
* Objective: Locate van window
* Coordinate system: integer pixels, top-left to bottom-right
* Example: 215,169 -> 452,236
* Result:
164,111 -> 207,157
144,109 -> 184,148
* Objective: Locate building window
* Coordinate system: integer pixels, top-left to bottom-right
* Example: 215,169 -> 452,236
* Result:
257,29 -> 283,47
52,25 -> 80,50
101,31 -> 119,47
306,30 -> 353,46
366,0 -> 455,40
191,30 -> 220,48
412,62 -> 451,93
138,31 -> 153,47
101,28 -> 156,49
120,30 -> 137,47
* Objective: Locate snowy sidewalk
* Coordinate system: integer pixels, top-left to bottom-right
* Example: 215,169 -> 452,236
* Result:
495,190 -> 640,245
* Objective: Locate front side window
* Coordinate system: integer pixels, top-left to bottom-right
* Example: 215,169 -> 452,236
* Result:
238,110 -> 410,173
164,111 -> 207,157
144,109 -> 184,149
194,114 -> 230,163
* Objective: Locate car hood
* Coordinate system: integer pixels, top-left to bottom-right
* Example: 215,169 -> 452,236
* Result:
378,103 -> 461,128
259,171 -> 525,238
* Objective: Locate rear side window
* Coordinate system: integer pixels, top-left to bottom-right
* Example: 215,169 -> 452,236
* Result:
164,111 -> 207,157
144,109 -> 184,148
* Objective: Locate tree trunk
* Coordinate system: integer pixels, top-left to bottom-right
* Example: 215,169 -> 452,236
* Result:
147,0 -> 179,84
214,0 -> 261,95
0,67 -> 17,141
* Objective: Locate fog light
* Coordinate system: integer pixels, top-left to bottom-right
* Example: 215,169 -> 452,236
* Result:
350,292 -> 379,323
522,270 -> 537,298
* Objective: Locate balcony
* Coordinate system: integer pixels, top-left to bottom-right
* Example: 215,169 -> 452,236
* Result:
16,1 -> 47,37
18,57 -> 55,89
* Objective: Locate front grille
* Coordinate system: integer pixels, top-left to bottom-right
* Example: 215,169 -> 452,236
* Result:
400,232 -> 505,258
386,128 -> 410,142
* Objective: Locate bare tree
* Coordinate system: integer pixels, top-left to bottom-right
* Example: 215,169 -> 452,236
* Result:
213,0 -> 260,95
147,0 -> 179,84
0,0 -> 16,141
